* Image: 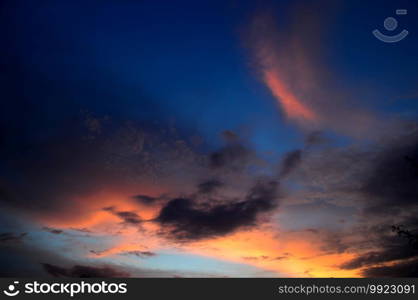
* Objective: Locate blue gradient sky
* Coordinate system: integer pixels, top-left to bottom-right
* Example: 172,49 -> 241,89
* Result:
1,0 -> 418,278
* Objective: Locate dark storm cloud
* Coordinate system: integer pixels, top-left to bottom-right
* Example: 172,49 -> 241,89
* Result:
341,246 -> 418,270
197,179 -> 223,194
392,225 -> 418,247
290,128 -> 418,215
103,207 -> 141,225
156,180 -> 279,240
362,258 -> 418,277
361,132 -> 418,213
283,126 -> 418,277
338,224 -> 418,277
42,263 -> 130,278
337,133 -> 418,276
319,232 -> 349,255
339,221 -> 418,277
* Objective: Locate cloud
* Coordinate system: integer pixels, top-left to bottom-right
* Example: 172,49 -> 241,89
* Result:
341,247 -> 417,270
70,227 -> 92,233
0,235 -> 204,277
246,6 -> 384,138
0,232 -> 27,243
361,258 -> 418,277
263,69 -> 318,123
132,195 -> 159,205
42,263 -> 130,278
304,131 -> 327,147
121,251 -> 156,258
339,219 -> 418,277
361,132 -> 418,214
273,256 -> 287,261
242,255 -> 269,261
42,227 -> 64,234
280,150 -> 302,177
156,180 -> 279,240
197,179 -> 223,194
103,207 -> 142,225
209,143 -> 253,170
275,124 -> 418,276
0,116 -> 206,224
287,126 -> 418,208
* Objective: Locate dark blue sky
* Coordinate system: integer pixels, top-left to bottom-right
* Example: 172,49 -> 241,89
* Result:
1,0 -> 418,279
1,0 -> 417,154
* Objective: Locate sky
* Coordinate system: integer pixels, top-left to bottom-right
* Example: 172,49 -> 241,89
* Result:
1,0 -> 418,278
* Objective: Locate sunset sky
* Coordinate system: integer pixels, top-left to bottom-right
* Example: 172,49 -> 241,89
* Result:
1,0 -> 418,278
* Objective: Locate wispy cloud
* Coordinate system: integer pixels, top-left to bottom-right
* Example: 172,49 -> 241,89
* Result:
246,7 -> 384,139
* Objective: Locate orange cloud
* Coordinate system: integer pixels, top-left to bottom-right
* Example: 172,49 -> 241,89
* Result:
38,185 -> 163,229
180,227 -> 360,277
247,12 -> 319,127
263,69 -> 317,123
247,9 -> 383,138
37,186 -> 362,277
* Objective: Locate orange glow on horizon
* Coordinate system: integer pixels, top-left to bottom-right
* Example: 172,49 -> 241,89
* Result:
181,228 -> 360,277
37,189 -> 362,278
